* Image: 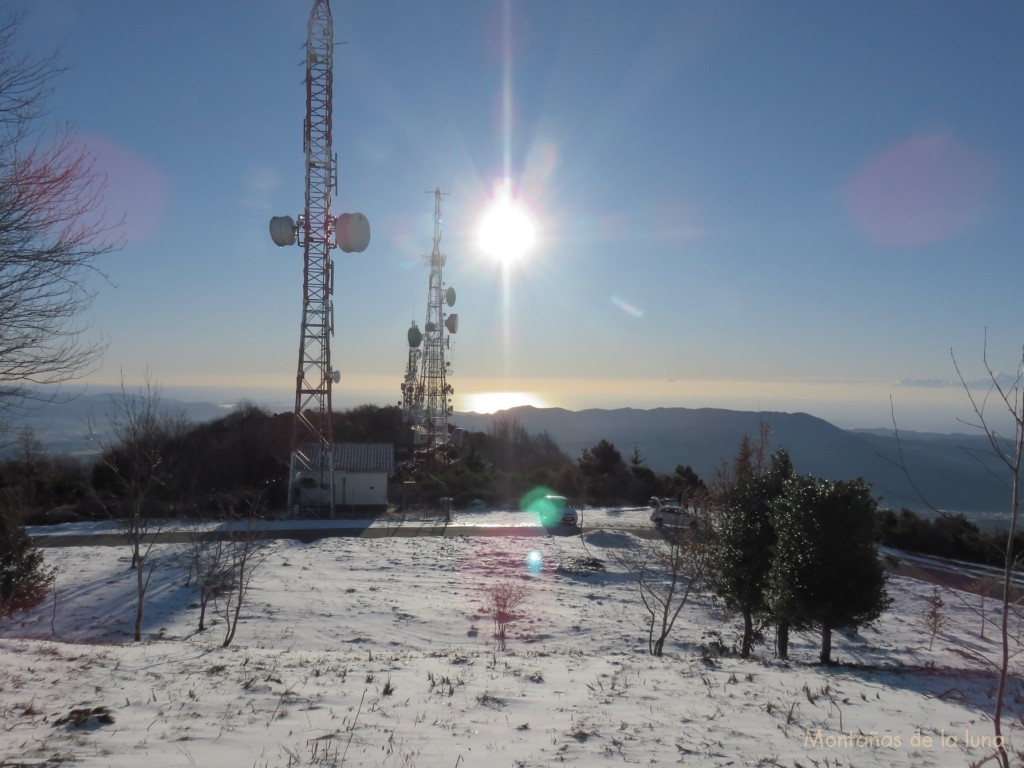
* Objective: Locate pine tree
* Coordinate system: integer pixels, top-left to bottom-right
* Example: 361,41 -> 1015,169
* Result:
712,448 -> 794,657
765,476 -> 890,665
0,503 -> 55,618
923,586 -> 945,651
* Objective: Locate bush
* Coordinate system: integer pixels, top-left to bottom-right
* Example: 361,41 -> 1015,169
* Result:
484,579 -> 528,644
0,502 -> 55,618
875,508 -> 1012,566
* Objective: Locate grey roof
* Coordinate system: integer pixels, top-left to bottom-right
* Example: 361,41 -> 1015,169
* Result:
300,443 -> 394,473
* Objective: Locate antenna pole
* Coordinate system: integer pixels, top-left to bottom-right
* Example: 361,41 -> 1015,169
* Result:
293,0 -> 336,464
269,0 -> 370,516
403,187 -> 458,468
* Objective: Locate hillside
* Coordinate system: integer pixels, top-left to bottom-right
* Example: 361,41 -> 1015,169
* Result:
454,406 -> 1008,520
3,527 -> 1021,767
4,397 -> 1011,522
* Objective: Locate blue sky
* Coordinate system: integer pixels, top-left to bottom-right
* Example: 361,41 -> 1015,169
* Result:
14,0 -> 1024,432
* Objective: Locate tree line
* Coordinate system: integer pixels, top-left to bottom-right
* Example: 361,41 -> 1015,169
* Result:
0,403 -> 712,526
2,399 -> 1011,567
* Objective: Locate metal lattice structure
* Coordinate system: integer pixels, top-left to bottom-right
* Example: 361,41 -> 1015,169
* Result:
401,188 -> 458,465
294,0 -> 336,460
400,321 -> 423,427
270,0 -> 369,514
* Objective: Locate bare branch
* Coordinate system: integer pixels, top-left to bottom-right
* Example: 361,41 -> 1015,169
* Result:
0,11 -> 119,418
948,331 -> 1024,768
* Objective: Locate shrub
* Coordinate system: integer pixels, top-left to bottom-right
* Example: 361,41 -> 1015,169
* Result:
0,501 -> 55,618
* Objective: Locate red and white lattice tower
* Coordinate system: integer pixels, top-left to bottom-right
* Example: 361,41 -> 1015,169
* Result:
270,0 -> 369,513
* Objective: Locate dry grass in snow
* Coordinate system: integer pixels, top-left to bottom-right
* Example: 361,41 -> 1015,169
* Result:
1,527 -> 1023,767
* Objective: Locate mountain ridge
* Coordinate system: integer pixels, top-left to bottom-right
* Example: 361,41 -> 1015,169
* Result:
452,405 -> 1007,519
3,396 -> 1008,521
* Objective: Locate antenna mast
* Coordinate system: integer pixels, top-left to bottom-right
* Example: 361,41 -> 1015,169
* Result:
270,0 -> 370,515
401,187 -> 458,466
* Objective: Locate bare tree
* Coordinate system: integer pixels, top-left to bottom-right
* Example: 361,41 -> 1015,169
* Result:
616,523 -> 713,656
14,425 -> 44,464
483,579 -> 528,649
948,335 -> 1024,768
893,336 -> 1024,767
709,420 -> 773,498
176,528 -> 232,633
217,493 -> 272,648
970,575 -> 1004,642
0,11 -> 117,420
90,372 -> 188,642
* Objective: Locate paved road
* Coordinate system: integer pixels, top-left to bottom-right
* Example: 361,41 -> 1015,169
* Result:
30,507 -> 663,548
31,522 -> 656,548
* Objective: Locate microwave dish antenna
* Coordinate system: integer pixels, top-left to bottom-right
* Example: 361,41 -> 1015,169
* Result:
267,0 -> 370,516
399,187 -> 460,466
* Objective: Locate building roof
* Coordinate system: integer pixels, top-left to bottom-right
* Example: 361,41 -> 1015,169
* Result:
300,442 -> 395,473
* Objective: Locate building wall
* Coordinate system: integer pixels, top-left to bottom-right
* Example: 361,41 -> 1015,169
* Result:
332,471 -> 388,508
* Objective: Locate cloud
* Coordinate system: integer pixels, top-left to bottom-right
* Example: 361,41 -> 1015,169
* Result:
895,378 -> 957,389
897,374 -> 1020,390
247,167 -> 280,192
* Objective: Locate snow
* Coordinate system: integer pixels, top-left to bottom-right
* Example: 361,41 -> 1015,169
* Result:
3,512 -> 1023,767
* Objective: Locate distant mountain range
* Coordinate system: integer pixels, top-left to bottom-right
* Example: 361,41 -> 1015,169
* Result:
452,406 -> 1010,524
3,396 -> 1011,525
0,393 -> 230,457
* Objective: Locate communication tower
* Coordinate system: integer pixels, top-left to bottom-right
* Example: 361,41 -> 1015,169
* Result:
400,188 -> 458,465
269,0 -> 370,515
400,321 -> 423,428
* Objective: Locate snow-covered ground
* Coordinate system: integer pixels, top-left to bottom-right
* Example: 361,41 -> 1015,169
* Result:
3,519 -> 1023,767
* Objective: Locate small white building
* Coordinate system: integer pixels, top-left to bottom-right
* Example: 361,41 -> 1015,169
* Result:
332,442 -> 393,511
292,443 -> 394,515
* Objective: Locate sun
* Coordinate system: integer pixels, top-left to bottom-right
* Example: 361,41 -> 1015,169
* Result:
461,391 -> 547,413
477,196 -> 537,265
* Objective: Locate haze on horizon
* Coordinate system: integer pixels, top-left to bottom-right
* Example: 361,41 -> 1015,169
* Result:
72,375 -> 987,436
14,1 -> 1024,438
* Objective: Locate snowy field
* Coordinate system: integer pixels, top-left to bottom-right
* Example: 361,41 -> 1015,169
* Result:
3,520 -> 1024,767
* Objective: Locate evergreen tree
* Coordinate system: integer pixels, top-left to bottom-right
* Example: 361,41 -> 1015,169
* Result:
712,448 -> 794,657
0,502 -> 55,618
578,439 -> 626,503
765,476 -> 890,665
673,464 -> 706,497
578,439 -> 623,476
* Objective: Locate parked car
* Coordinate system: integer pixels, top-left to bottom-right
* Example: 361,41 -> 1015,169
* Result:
540,494 -> 579,527
649,496 -> 695,528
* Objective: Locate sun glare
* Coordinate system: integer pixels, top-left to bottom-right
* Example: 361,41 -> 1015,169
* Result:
477,196 -> 537,265
461,391 -> 546,413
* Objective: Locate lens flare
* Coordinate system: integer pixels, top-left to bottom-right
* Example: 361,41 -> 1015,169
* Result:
611,295 -> 644,318
520,486 -> 564,526
843,133 -> 995,247
526,550 -> 543,573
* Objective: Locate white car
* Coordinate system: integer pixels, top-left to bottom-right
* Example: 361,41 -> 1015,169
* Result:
540,495 -> 580,527
649,497 -> 695,528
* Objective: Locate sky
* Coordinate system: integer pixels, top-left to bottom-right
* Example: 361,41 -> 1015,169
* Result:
11,0 -> 1024,432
